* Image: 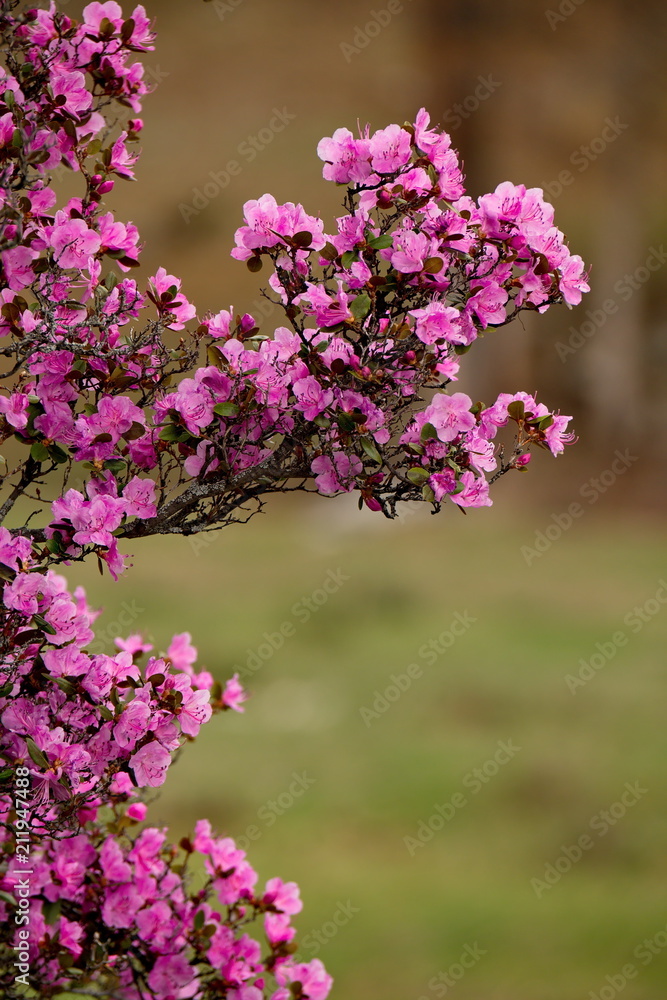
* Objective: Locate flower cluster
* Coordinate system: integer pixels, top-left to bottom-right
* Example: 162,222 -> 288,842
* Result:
0,0 -> 588,996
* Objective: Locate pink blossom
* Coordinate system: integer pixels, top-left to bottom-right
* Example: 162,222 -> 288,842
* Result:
51,69 -> 92,119
369,123 -> 412,173
102,883 -> 144,929
409,302 -> 463,345
177,683 -> 212,737
293,376 -> 334,421
115,633 -> 153,656
317,128 -> 372,184
2,246 -> 39,291
123,477 -> 157,519
388,227 -> 430,273
450,471 -> 492,508
467,280 -> 508,327
167,632 -> 197,672
222,674 -> 247,713
277,959 -> 333,1000
263,877 -> 302,915
129,739 -> 171,787
424,392 -> 475,442
99,837 -> 133,882
428,470 -> 457,502
50,217 -> 101,269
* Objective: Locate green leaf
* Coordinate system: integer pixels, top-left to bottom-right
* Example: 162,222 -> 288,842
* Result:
25,736 -> 49,769
406,466 -> 430,486
350,293 -> 371,322
368,233 -> 393,250
214,401 -> 240,418
30,441 -> 50,463
420,422 -> 438,443
360,437 -> 382,464
341,250 -> 358,269
103,458 -> 126,474
43,899 -> 61,926
33,613 -> 57,636
336,413 -> 356,434
48,443 -> 69,465
98,705 -> 114,722
421,484 -> 436,503
194,910 -> 206,932
537,414 -> 554,431
247,256 -> 263,273
53,677 -> 76,696
507,400 -> 525,421
423,256 -> 444,274
159,424 -> 191,443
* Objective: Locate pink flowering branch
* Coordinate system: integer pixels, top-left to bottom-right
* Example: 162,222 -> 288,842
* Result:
0,0 -> 589,997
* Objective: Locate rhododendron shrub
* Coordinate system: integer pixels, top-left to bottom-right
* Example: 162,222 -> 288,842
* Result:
0,0 -> 588,996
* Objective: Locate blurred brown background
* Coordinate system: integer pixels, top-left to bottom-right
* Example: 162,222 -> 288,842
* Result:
90,0 -> 667,508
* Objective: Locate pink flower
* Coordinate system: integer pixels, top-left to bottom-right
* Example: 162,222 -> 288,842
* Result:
99,837 -> 133,882
263,877 -> 302,915
467,280 -> 508,327
147,954 -> 199,1000
123,477 -> 157,519
409,302 -> 464,345
114,699 -> 152,750
424,392 -> 475,442
167,633 -> 197,673
369,123 -> 412,173
450,471 -> 492,508
544,413 -> 576,455
317,128 -> 372,184
82,1 -> 124,31
177,683 -> 212,737
2,246 -> 39,291
311,452 -> 363,494
276,959 -> 333,1000
0,392 -> 29,430
557,253 -> 590,306
102,883 -> 144,929
428,470 -> 456,502
50,218 -> 101,269
292,376 -> 333,421
51,69 -> 92,119
222,674 -> 247,713
129,739 -> 171,787
388,228 -> 430,274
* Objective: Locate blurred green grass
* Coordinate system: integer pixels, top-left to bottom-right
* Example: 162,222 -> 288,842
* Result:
72,494 -> 667,1000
